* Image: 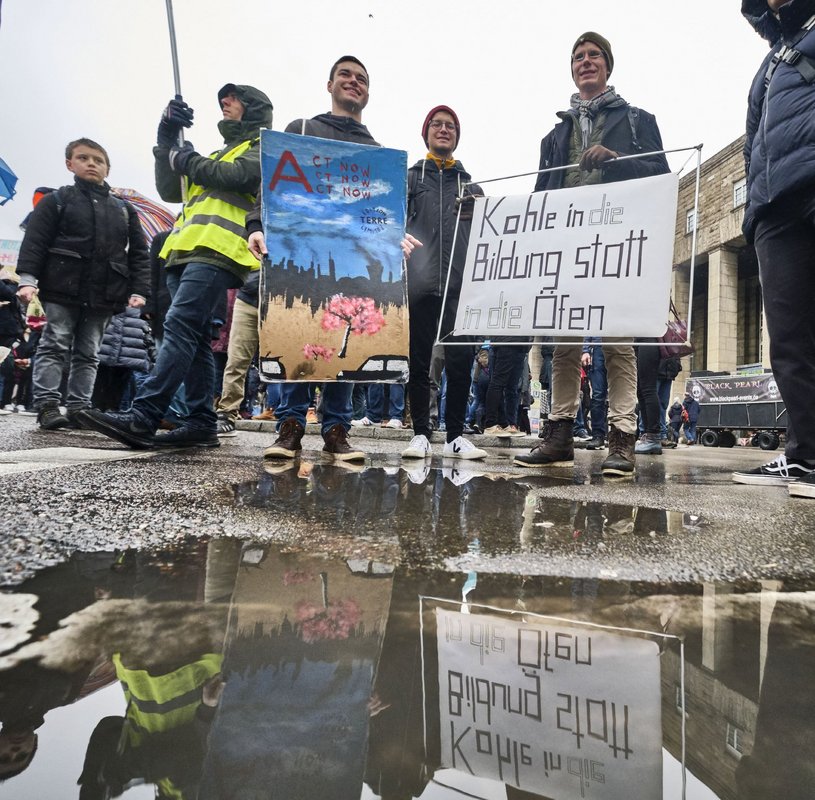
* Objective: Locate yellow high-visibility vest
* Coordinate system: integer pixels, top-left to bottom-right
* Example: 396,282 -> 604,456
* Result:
160,139 -> 258,269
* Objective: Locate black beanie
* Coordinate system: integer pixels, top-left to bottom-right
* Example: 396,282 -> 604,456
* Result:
571,32 -> 614,75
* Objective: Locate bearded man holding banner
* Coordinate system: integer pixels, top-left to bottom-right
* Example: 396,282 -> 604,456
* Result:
515,32 -> 669,475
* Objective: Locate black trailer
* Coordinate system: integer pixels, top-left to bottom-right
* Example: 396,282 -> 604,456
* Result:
685,373 -> 786,450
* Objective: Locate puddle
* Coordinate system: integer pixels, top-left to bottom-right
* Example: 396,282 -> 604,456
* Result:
1,542 -> 812,799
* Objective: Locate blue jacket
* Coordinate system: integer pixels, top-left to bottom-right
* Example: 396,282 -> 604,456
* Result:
743,0 -> 815,240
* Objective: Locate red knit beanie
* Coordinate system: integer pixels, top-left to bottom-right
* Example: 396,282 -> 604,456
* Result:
421,105 -> 461,149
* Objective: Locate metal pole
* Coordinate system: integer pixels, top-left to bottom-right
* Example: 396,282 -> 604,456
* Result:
165,0 -> 182,98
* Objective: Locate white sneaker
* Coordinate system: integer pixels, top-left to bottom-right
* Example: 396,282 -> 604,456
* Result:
384,418 -> 404,429
443,465 -> 481,485
0,407 -> 12,416
350,416 -> 373,427
402,463 -> 430,483
443,436 -> 487,460
402,434 -> 431,459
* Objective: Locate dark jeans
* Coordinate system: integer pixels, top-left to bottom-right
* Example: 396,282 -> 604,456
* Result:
484,344 -> 530,428
366,383 -> 405,423
133,262 -> 239,431
588,345 -> 608,438
636,341 -> 660,435
754,192 -> 815,460
408,294 -> 473,443
277,381 -> 352,434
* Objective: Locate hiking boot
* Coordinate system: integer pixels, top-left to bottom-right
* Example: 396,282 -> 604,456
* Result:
37,403 -> 72,431
514,419 -> 574,467
72,409 -> 155,448
634,432 -> 663,455
252,407 -> 276,421
732,454 -> 815,486
263,418 -> 304,459
402,434 -> 432,459
443,436 -> 487,460
601,425 -> 637,476
483,424 -> 508,436
322,423 -> 365,462
586,435 -> 606,450
216,412 -> 237,438
153,425 -> 220,448
661,438 -> 678,450
789,472 -> 815,499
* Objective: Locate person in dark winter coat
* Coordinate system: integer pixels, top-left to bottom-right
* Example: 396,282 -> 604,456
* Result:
92,307 -> 156,411
668,398 -> 684,442
0,273 -> 26,413
682,391 -> 700,445
401,105 -> 486,461
16,138 -> 150,430
515,31 -> 669,476
733,0 -> 815,493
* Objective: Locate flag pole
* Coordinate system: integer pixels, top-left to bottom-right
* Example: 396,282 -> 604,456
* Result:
164,0 -> 186,199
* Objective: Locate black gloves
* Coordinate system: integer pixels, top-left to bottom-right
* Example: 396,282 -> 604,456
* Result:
157,97 -> 194,148
169,142 -> 196,174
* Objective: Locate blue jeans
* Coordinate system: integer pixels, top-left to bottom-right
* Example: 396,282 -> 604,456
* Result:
366,383 -> 405,423
132,262 -> 239,430
588,345 -> 608,439
277,381 -> 353,435
33,302 -> 111,411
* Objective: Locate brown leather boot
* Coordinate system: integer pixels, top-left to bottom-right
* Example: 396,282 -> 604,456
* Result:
322,423 -> 365,462
514,419 -> 574,467
601,425 -> 637,476
263,418 -> 304,459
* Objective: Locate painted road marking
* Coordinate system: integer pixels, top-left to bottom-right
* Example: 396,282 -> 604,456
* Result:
0,447 -> 159,476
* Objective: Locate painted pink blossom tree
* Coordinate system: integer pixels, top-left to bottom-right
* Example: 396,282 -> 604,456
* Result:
320,294 -> 386,358
302,343 -> 336,362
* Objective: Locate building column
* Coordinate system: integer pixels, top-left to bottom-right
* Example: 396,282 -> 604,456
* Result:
707,247 -> 739,372
761,307 -> 772,370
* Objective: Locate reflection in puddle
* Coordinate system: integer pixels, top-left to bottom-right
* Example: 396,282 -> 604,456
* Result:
1,543 -> 813,798
233,463 -> 708,568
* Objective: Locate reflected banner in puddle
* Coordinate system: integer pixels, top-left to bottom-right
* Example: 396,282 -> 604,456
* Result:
0,542 -> 813,799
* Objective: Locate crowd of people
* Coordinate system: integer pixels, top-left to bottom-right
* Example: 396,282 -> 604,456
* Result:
6,2 -> 815,499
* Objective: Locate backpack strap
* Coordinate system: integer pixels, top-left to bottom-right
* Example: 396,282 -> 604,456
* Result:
627,106 -> 641,151
765,14 -> 815,86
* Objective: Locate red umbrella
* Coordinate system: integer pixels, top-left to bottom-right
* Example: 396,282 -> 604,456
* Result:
111,187 -> 177,245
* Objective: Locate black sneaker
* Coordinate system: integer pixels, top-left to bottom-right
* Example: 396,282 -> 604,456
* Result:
74,409 -> 156,449
153,425 -> 220,448
732,455 -> 815,486
586,435 -> 606,450
789,472 -> 815,499
216,412 -> 237,438
37,404 -> 72,431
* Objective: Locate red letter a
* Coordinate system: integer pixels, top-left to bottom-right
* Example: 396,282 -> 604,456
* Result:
269,150 -> 314,193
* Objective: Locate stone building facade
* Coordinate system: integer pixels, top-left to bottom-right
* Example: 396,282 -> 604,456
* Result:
672,136 -> 768,384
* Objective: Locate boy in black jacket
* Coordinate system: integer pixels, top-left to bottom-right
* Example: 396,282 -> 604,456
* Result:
16,138 -> 150,430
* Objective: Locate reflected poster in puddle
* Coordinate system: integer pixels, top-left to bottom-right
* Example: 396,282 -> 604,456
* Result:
1,542 -> 813,799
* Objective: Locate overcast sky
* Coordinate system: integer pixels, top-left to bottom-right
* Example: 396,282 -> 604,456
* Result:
0,0 -> 770,241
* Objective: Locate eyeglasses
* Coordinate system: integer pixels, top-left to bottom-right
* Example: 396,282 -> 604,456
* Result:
428,120 -> 456,131
572,49 -> 605,63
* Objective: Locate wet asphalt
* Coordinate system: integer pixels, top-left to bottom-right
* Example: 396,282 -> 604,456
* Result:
1,413 -> 814,587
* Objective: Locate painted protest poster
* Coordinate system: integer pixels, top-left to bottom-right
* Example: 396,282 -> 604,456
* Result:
453,173 -> 679,338
258,130 -> 408,383
435,608 -> 662,799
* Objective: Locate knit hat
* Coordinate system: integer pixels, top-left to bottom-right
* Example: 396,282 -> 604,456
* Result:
422,105 -> 461,149
572,31 -> 614,75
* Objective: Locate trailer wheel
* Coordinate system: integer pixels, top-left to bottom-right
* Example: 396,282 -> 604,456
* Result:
756,431 -> 778,451
718,431 -> 737,448
769,433 -> 781,450
700,429 -> 719,447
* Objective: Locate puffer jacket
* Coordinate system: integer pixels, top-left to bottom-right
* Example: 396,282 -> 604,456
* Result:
742,0 -> 815,241
16,179 -> 150,312
98,306 -> 155,372
405,159 -> 479,302
534,103 -> 669,192
154,84 -> 274,277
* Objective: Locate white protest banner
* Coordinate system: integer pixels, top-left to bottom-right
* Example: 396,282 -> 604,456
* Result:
453,173 -> 679,338
436,608 -> 662,799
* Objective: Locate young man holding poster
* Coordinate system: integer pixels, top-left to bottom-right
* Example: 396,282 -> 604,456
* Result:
401,106 -> 487,461
247,56 -> 392,463
515,32 -> 669,475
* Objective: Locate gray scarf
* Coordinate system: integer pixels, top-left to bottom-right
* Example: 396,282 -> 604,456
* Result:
569,87 -> 626,150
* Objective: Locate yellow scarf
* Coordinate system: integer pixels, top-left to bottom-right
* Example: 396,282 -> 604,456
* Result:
426,152 -> 456,170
